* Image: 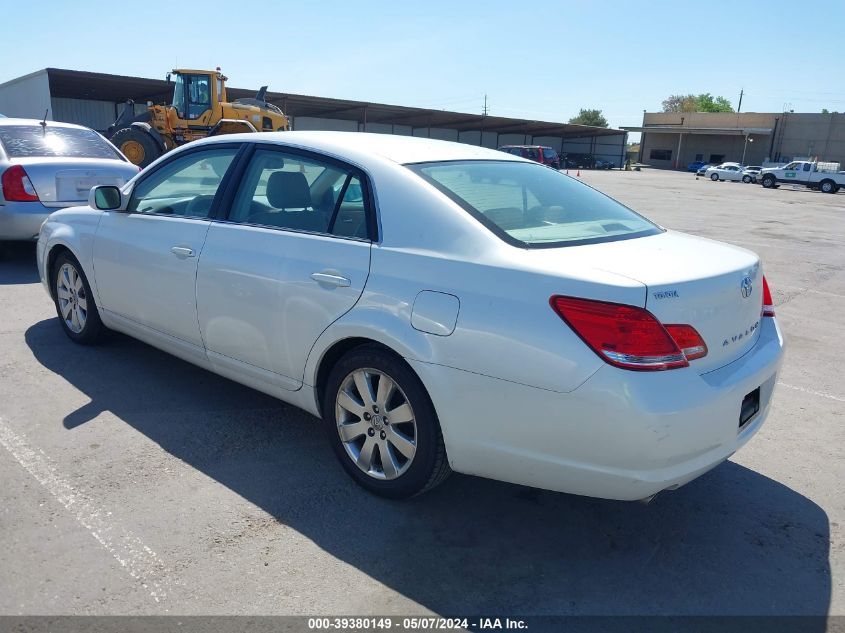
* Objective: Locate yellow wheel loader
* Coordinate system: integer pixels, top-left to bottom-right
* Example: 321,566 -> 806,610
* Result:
108,68 -> 289,167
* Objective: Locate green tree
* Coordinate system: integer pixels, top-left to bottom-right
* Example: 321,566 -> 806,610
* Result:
697,93 -> 734,112
569,108 -> 609,127
662,93 -> 734,113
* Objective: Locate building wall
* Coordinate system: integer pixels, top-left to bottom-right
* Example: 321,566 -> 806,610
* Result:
640,111 -> 845,168
292,116 -> 358,132
643,112 -> 777,129
51,97 -> 119,131
642,132 -> 768,168
592,134 -> 626,165
0,70 -> 51,120
775,113 -> 845,164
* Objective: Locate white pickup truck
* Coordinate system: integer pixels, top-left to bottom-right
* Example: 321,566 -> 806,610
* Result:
759,161 -> 845,194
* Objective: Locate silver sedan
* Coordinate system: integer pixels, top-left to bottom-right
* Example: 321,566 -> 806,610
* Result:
0,118 -> 138,242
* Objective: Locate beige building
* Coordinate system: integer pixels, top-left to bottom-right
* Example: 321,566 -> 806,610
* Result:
624,111 -> 845,169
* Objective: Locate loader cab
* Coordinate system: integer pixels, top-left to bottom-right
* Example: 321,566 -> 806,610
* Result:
170,69 -> 226,122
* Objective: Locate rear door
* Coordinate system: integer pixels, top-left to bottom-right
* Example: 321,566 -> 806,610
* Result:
93,144 -> 241,353
196,145 -> 373,390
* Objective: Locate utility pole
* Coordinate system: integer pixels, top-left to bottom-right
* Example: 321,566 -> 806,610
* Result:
482,95 -> 488,116
738,89 -> 744,113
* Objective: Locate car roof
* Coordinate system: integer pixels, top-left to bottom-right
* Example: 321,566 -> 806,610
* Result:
199,131 -> 524,166
0,117 -> 94,130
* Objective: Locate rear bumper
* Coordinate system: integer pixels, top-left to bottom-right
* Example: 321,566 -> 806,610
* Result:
412,316 -> 785,501
0,201 -> 52,240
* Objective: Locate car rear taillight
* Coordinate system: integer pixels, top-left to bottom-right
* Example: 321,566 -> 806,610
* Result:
1,165 -> 39,202
664,324 -> 708,361
762,276 -> 775,317
550,296 -> 708,371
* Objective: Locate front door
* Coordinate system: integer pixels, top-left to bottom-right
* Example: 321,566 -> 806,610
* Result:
93,145 -> 240,351
196,146 -> 373,390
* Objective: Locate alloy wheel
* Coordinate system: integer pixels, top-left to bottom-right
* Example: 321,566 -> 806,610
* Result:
56,263 -> 88,334
335,368 -> 417,480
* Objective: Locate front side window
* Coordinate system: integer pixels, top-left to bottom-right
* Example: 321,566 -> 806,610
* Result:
0,125 -> 121,159
229,148 -> 369,239
127,147 -> 238,217
408,160 -> 661,248
172,74 -> 186,118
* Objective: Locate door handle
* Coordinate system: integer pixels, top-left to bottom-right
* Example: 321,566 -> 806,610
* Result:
170,246 -> 195,258
310,272 -> 351,287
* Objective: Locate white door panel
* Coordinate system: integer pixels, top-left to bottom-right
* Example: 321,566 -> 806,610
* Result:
196,223 -> 371,389
93,213 -> 211,347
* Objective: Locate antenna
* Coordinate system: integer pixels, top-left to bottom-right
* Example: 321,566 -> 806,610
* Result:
737,89 -> 744,113
482,94 -> 489,116
39,109 -> 49,133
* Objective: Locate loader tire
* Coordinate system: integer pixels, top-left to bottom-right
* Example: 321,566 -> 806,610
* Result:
111,127 -> 162,168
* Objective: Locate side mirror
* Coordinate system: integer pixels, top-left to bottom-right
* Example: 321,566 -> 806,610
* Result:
89,185 -> 122,211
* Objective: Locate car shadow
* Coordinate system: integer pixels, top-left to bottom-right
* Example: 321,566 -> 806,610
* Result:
0,242 -> 39,285
25,318 -> 831,620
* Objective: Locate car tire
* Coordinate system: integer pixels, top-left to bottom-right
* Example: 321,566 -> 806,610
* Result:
742,175 -> 752,183
110,127 -> 162,168
762,175 -> 776,188
820,180 -> 836,194
710,173 -> 719,181
52,252 -> 105,345
323,345 -> 451,499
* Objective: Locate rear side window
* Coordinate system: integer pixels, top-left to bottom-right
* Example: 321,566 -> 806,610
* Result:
229,148 -> 370,239
408,160 -> 661,248
0,125 -> 122,159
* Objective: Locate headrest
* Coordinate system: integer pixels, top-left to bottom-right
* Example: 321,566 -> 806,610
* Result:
266,171 -> 311,209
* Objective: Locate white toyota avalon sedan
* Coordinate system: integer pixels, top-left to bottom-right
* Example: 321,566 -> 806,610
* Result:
37,132 -> 784,501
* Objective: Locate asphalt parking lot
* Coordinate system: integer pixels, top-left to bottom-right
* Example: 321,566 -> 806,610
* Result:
0,169 -> 843,619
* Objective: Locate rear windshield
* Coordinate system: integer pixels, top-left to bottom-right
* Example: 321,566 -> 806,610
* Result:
0,125 -> 122,160
542,147 -> 558,158
407,160 -> 661,248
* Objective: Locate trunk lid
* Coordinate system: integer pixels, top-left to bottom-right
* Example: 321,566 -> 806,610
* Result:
526,231 -> 764,373
13,158 -> 138,208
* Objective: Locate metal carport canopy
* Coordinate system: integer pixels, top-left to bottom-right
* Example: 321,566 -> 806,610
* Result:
44,68 -> 624,139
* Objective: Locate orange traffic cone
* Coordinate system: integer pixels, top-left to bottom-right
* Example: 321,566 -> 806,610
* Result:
576,169 -> 581,177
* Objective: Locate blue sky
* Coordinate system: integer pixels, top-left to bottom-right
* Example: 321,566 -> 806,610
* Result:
4,0 -> 844,139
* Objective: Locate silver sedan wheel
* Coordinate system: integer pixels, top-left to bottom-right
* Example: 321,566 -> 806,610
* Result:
56,262 -> 88,334
335,368 -> 417,480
